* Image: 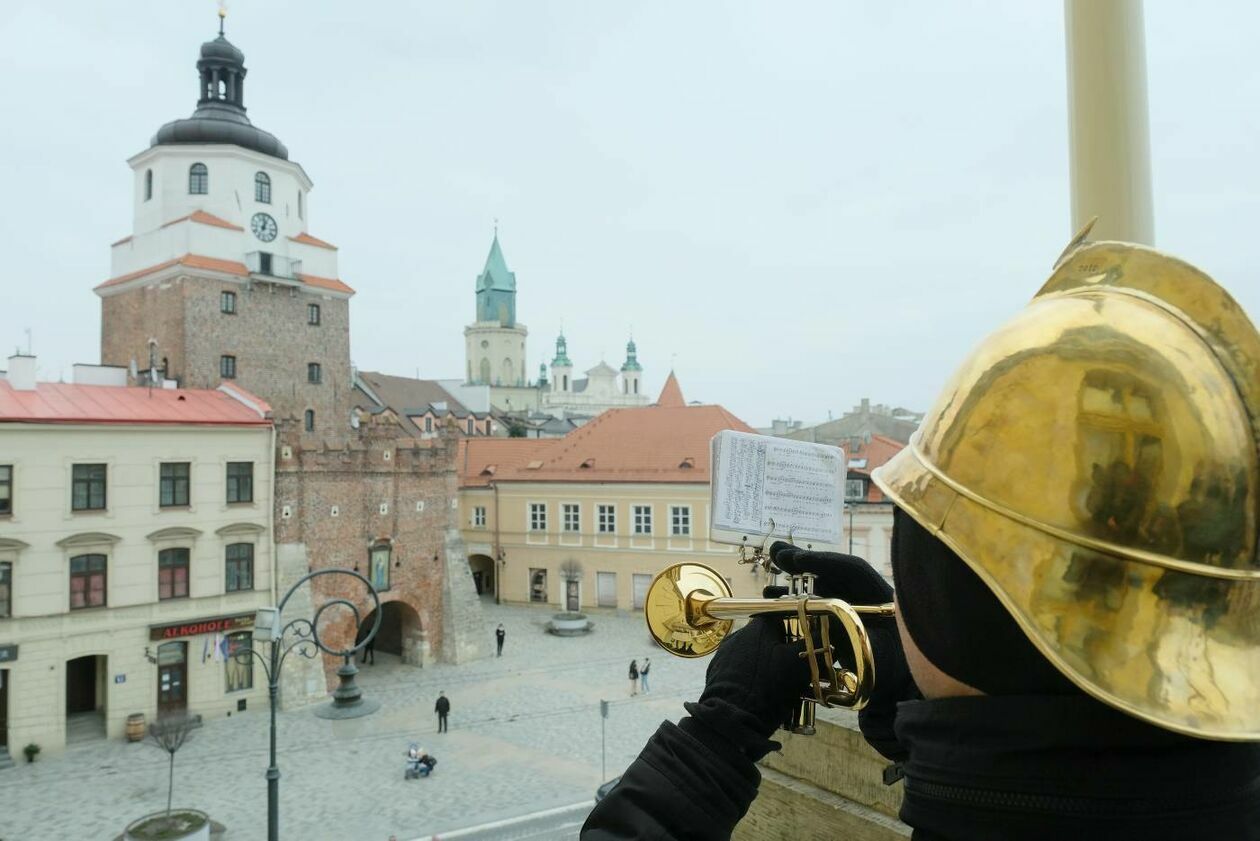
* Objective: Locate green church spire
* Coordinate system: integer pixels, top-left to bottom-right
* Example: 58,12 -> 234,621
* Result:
475,231 -> 517,326
552,332 -> 572,367
620,337 -> 643,372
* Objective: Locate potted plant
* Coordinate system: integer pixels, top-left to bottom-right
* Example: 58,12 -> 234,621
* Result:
123,714 -> 210,841
22,743 -> 39,763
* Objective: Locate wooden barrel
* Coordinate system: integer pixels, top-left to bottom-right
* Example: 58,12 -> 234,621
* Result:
125,713 -> 145,742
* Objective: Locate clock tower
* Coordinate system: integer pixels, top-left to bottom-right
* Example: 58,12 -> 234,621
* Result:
97,22 -> 353,435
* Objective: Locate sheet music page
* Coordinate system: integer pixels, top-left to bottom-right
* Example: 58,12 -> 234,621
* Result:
710,430 -> 845,546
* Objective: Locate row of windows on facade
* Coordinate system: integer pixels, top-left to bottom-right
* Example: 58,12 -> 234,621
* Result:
0,462 -> 254,515
144,164 -> 299,217
220,292 -> 321,327
471,503 -> 693,536
422,415 -> 490,436
219,356 -> 323,386
0,543 -> 255,619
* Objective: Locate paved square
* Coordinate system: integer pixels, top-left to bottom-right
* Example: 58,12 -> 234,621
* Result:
0,602 -> 707,841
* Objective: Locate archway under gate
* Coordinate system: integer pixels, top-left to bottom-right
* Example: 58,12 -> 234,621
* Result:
356,599 -> 425,666
467,553 -> 495,597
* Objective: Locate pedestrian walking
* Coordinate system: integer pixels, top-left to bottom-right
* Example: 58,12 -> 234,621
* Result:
496,623 -> 506,657
435,691 -> 450,733
360,634 -> 375,665
628,660 -> 639,697
640,658 -> 651,694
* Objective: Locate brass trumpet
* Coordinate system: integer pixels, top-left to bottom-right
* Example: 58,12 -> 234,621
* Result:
644,562 -> 895,734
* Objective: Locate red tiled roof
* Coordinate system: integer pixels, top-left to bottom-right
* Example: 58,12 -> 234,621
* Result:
656,372 -> 685,408
0,381 -> 271,426
461,389 -> 755,486
96,256 -> 354,296
842,434 -> 906,503
161,210 -> 244,231
96,255 -> 248,290
289,232 -> 337,250
298,273 -> 356,295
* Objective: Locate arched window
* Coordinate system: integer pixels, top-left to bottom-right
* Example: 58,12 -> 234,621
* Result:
297,190 -> 303,219
144,169 -> 153,201
188,163 -> 208,195
255,172 -> 271,204
304,409 -> 315,432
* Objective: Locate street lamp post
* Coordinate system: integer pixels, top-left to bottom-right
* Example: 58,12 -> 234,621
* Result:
238,568 -> 382,841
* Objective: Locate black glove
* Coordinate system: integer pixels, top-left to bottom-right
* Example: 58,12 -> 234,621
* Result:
767,542 -> 918,762
680,616 -> 812,763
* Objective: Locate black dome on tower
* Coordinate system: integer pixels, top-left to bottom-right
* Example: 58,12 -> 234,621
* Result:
150,23 -> 288,160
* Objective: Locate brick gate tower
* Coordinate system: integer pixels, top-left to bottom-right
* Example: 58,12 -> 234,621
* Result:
97,18 -> 488,705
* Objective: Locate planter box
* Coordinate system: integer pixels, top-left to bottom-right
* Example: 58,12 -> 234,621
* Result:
124,809 -> 211,841
548,613 -> 593,636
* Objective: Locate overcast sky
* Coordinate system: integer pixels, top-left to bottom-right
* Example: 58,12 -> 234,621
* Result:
1,2 -> 1257,427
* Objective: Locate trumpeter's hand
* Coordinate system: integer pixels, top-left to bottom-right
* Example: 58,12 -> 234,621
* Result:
766,542 -> 918,761
681,616 -> 812,761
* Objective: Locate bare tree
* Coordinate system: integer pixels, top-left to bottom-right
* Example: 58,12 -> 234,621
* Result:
147,713 -> 197,818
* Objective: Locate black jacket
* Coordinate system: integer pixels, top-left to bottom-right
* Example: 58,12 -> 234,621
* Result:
435,696 -> 450,715
582,694 -> 1260,841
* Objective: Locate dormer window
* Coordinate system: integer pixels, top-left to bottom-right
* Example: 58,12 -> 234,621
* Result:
189,163 -> 208,195
144,169 -> 153,201
255,172 -> 271,204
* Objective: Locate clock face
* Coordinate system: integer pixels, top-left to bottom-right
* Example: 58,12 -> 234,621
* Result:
251,212 -> 278,242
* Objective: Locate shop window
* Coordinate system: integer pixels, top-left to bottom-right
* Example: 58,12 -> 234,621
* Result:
369,544 -> 390,592
225,543 -> 254,592
563,503 -> 580,533
226,461 -> 253,503
69,554 -> 107,609
0,464 -> 11,515
671,505 -> 691,536
158,548 -> 190,600
225,632 -> 254,692
529,503 -> 547,532
188,163 -> 208,195
633,505 -> 652,535
71,463 -> 107,511
598,504 -> 616,534
529,568 -> 548,603
0,561 -> 10,617
160,462 -> 191,507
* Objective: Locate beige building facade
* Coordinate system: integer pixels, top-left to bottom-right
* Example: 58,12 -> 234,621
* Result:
0,369 -> 274,760
461,481 -> 768,610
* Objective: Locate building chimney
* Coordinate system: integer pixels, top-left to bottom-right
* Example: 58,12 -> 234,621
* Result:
6,354 -> 36,390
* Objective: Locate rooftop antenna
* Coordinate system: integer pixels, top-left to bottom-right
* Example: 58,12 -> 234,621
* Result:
218,1 -> 227,36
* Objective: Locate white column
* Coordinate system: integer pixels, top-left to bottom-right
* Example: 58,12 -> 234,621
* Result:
1064,0 -> 1154,244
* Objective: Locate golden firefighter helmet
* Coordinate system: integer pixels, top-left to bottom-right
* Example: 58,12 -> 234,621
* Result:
872,236 -> 1260,740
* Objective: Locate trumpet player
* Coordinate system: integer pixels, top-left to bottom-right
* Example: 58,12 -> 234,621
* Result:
582,239 -> 1260,840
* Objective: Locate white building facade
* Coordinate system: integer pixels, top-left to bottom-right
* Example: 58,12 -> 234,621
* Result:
0,362 -> 275,760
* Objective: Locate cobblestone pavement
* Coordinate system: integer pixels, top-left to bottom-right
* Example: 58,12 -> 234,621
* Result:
0,602 -> 705,841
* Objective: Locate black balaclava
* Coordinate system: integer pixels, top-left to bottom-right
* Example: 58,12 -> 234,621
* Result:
890,505 -> 1080,696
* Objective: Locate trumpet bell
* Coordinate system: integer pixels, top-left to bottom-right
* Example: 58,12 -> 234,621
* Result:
645,563 -> 734,657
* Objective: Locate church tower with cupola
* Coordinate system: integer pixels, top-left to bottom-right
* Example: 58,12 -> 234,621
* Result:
464,232 -> 528,387
97,15 -> 353,435
620,337 -> 643,396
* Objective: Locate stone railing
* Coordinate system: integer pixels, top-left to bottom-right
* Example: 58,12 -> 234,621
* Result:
735,707 -> 910,840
